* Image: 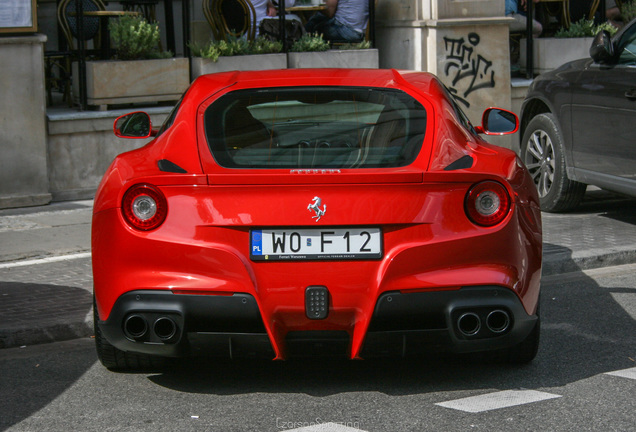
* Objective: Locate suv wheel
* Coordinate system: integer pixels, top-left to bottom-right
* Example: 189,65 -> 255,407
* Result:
521,113 -> 586,212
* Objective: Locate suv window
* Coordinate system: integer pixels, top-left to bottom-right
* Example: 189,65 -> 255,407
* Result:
204,87 -> 427,169
618,24 -> 636,65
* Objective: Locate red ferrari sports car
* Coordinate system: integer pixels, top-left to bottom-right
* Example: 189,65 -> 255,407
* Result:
92,69 -> 542,370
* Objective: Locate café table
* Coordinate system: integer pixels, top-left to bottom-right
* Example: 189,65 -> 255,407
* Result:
118,0 -> 158,22
287,4 -> 327,24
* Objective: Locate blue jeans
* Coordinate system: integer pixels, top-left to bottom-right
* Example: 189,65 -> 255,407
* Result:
305,13 -> 364,43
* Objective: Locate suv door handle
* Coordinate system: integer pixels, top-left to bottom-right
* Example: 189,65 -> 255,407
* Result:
626,89 -> 636,100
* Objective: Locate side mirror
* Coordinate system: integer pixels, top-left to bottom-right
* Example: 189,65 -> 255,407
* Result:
475,108 -> 519,135
590,30 -> 614,63
114,112 -> 152,139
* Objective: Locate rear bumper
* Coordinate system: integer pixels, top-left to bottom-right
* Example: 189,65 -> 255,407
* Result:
98,286 -> 537,359
98,290 -> 273,358
362,286 -> 537,357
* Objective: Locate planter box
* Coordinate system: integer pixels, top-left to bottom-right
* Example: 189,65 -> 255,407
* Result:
287,49 -> 379,69
190,53 -> 287,79
72,57 -> 189,109
520,37 -> 593,74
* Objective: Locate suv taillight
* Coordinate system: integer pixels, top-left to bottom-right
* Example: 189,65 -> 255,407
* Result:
464,181 -> 511,227
121,184 -> 167,231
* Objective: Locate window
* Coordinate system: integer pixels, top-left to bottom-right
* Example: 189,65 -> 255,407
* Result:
156,98 -> 183,138
618,25 -> 636,65
443,85 -> 477,134
204,87 -> 427,169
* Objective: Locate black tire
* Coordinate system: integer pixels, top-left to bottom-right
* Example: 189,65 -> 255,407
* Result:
94,296 -> 172,371
505,314 -> 540,364
521,113 -> 586,212
485,298 -> 540,364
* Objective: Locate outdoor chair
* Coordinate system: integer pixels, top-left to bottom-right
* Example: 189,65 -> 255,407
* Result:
44,0 -> 106,106
540,0 -> 571,29
46,0 -> 106,106
58,0 -> 106,52
203,0 -> 257,41
586,0 -> 622,20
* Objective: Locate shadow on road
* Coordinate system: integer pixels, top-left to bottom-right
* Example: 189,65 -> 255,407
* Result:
0,282 -> 92,349
574,189 -> 636,215
0,283 -> 93,431
0,339 -> 96,431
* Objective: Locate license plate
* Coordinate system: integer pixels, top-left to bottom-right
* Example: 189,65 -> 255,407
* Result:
250,228 -> 382,261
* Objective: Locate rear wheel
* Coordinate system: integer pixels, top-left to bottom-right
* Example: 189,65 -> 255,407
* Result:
482,297 -> 540,364
521,113 -> 586,212
94,296 -> 172,371
504,315 -> 540,364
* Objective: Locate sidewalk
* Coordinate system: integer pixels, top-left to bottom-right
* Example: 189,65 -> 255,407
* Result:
1,190 -> 636,349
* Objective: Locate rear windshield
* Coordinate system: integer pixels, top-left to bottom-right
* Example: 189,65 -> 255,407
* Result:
204,87 -> 427,169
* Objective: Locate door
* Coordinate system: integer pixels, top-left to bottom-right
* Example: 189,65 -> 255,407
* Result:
570,25 -> 636,182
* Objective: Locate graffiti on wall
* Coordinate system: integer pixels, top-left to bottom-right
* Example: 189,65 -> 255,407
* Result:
443,32 -> 495,108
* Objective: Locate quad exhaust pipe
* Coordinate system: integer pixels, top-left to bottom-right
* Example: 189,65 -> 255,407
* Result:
456,309 -> 511,337
153,316 -> 177,341
457,312 -> 481,336
123,314 -> 178,342
486,310 -> 510,334
123,314 -> 148,340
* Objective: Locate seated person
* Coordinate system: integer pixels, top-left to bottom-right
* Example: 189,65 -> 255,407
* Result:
506,0 -> 542,37
252,0 -> 297,37
604,0 -> 623,28
305,0 -> 368,43
570,0 -> 621,25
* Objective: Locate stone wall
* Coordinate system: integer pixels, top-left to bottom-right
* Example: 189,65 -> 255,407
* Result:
46,108 -> 171,202
376,0 -> 517,149
0,35 -> 51,209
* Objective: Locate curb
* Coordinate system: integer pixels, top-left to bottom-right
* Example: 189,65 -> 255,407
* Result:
542,248 -> 636,276
0,320 -> 93,350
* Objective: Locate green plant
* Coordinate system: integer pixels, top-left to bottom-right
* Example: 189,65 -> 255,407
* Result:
189,41 -> 221,61
337,41 -> 371,50
621,0 -> 636,23
109,15 -> 171,60
250,37 -> 283,54
555,18 -> 617,38
215,37 -> 252,56
189,37 -> 282,61
290,33 -> 330,52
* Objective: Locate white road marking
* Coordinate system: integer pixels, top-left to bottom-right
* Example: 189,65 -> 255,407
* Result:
605,367 -> 636,380
435,390 -> 562,413
281,422 -> 367,432
0,252 -> 91,269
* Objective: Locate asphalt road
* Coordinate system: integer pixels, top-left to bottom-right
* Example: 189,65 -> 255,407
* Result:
1,263 -> 634,432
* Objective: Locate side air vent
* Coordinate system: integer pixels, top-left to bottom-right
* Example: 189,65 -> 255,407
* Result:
158,159 -> 187,174
444,155 -> 473,171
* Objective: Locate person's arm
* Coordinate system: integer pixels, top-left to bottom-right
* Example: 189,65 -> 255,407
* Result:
324,0 -> 338,18
266,0 -> 277,17
519,0 -> 540,11
268,0 -> 296,17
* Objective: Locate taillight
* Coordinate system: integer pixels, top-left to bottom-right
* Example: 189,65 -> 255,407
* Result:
121,184 -> 167,231
464,181 -> 511,227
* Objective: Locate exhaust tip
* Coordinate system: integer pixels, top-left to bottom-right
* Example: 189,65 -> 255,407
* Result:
124,314 -> 148,340
487,310 -> 510,334
457,312 -> 481,336
153,316 -> 177,341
